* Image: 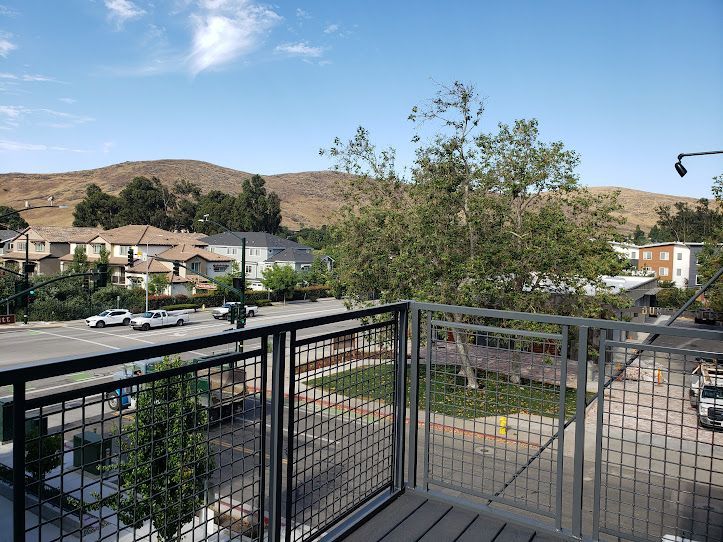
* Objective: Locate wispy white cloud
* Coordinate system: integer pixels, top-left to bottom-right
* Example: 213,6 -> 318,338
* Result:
188,0 -> 282,75
59,97 -> 77,104
0,72 -> 58,82
0,139 -> 86,152
275,41 -> 324,58
102,141 -> 115,153
323,24 -> 339,34
0,5 -> 18,17
295,8 -> 310,19
105,0 -> 146,27
0,34 -> 15,57
0,105 -> 94,129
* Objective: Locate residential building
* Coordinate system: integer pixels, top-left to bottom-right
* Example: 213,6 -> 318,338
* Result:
60,225 -> 208,287
201,232 -> 330,289
636,242 -> 705,288
610,241 -> 639,268
2,226 -> 100,275
0,230 -> 16,256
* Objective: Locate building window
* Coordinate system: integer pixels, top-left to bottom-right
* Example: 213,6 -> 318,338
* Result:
630,251 -> 637,259
245,265 -> 252,274
676,252 -> 682,261
92,243 -> 104,254
33,242 -> 45,252
676,268 -> 682,277
643,251 -> 652,260
190,262 -> 200,272
119,245 -> 133,256
696,275 -> 702,285
16,241 -> 26,251
658,267 -> 669,277
660,251 -> 669,260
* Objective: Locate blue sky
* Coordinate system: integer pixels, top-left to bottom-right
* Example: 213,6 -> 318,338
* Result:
0,0 -> 721,197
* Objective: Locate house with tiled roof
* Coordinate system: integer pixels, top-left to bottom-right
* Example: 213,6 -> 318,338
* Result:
200,232 -> 326,289
2,226 -> 100,276
60,225 -> 209,286
125,243 -> 233,295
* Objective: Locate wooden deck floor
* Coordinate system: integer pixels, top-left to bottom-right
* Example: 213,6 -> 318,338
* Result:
339,492 -> 565,542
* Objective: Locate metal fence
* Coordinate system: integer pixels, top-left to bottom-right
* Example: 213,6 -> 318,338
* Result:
407,302 -> 723,542
2,301 -> 722,542
0,303 -> 408,542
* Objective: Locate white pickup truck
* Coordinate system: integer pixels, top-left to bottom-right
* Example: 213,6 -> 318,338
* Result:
689,360 -> 723,428
130,310 -> 190,331
212,302 -> 258,320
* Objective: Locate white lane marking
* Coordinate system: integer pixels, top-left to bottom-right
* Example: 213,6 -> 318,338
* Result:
251,307 -> 347,322
264,422 -> 337,444
62,325 -> 155,344
32,329 -> 121,350
0,377 -> 113,401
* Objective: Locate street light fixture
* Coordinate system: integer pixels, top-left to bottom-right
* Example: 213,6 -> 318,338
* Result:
197,215 -> 246,329
674,150 -> 723,177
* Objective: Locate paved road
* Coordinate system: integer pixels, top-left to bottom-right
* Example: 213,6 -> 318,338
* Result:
0,299 -> 353,400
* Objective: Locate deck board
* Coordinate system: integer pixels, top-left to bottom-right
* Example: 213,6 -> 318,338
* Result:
337,491 -> 565,542
380,499 -> 452,542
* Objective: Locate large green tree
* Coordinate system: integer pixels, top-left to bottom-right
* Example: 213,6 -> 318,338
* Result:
649,199 -> 722,243
325,82 -> 627,387
117,176 -> 175,229
0,205 -> 29,231
92,356 -> 212,541
72,184 -> 122,228
261,264 -> 298,302
697,174 -> 723,312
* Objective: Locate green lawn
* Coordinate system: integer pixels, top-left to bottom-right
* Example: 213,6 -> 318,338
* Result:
307,364 -> 583,420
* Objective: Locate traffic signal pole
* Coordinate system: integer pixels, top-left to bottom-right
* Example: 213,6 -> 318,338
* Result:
23,232 -> 29,324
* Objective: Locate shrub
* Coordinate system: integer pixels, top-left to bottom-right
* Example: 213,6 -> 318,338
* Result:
162,303 -> 199,311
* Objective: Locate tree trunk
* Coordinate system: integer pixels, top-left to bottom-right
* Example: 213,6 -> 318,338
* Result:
451,313 -> 478,389
509,350 -> 522,385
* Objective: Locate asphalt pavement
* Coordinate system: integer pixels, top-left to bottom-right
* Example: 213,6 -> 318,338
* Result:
0,298 -> 352,400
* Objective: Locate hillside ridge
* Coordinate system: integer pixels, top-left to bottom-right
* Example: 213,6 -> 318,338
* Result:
0,159 -> 704,233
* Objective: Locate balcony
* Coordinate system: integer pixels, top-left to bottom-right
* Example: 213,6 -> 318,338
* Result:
0,302 -> 721,541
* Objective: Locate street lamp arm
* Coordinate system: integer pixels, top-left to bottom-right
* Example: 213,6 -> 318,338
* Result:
677,150 -> 723,161
0,204 -> 68,223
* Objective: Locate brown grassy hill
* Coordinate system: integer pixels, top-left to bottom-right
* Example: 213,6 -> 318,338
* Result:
587,186 -> 701,234
0,160 -> 347,229
0,160 -> 703,233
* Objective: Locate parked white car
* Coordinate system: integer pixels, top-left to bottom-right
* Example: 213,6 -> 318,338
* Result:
212,302 -> 258,320
86,309 -> 132,328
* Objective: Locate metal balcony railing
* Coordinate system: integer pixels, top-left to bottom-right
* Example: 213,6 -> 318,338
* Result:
0,301 -> 721,541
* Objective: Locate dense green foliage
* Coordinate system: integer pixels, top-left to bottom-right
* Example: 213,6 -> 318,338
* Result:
25,426 -> 63,481
0,205 -> 29,230
73,174 -> 282,233
656,284 -> 701,309
261,264 -> 298,302
92,356 -> 212,541
648,198 -> 722,243
696,174 -> 723,312
324,82 -> 628,387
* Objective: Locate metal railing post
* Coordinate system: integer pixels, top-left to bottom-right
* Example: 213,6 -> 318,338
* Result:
393,304 -> 409,492
571,326 -> 589,538
422,311 -> 432,490
284,331 -> 297,542
13,381 -> 26,542
268,332 -> 287,542
407,305 -> 420,488
554,325 -> 569,532
592,334 -> 607,539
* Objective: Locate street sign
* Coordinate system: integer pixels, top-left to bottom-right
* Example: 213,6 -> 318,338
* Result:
0,314 -> 16,325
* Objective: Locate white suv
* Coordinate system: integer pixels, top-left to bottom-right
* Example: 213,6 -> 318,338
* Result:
86,309 -> 132,328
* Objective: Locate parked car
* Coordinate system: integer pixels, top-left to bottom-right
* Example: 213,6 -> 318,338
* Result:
130,309 -> 190,331
689,359 -> 723,428
212,302 -> 258,320
86,309 -> 132,328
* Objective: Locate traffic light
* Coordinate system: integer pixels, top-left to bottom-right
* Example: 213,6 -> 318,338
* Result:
173,261 -> 180,276
83,275 -> 91,292
228,305 -> 237,324
237,310 -> 246,329
232,276 -> 244,291
28,289 -> 36,303
95,264 -> 108,288
127,248 -> 134,267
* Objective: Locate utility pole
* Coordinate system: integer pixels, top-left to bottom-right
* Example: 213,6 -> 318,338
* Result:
23,231 -> 29,324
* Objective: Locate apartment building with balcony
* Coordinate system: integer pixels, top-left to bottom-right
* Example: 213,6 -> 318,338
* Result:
636,242 -> 704,288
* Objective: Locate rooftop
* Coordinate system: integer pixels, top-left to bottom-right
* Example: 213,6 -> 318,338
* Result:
94,225 -> 207,247
200,231 -> 310,250
158,243 -> 232,263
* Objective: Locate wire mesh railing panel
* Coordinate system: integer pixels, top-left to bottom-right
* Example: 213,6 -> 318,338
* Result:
286,319 -> 399,542
425,319 -> 570,521
596,341 -> 723,542
17,349 -> 266,542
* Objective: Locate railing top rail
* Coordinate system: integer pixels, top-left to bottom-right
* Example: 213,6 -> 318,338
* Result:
0,302 -> 407,384
412,301 -> 723,341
